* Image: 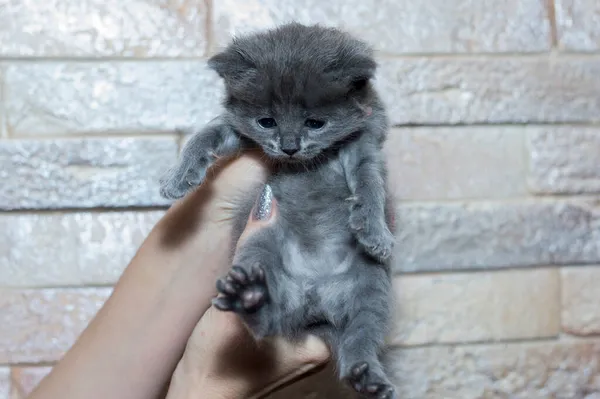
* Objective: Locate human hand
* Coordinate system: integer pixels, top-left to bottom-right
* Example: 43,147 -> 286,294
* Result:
167,310 -> 330,399
155,148 -> 271,234
165,187 -> 331,399
27,152 -> 326,399
142,151 -> 273,322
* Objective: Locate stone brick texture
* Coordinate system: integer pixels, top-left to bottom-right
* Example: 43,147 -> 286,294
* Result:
0,1 -> 599,398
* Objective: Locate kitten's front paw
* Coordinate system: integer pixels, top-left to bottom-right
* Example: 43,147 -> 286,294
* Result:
349,207 -> 394,262
159,158 -> 208,200
212,264 -> 268,314
345,362 -> 396,399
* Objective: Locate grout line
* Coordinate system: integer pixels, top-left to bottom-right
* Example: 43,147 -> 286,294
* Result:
521,123 -> 533,195
547,0 -> 559,48
2,194 -> 600,215
393,263 -> 600,278
1,284 -> 115,290
4,265 -> 599,290
5,123 -> 600,142
1,362 -> 56,368
373,51 -> 600,59
6,123 -> 600,142
0,206 -> 169,215
390,121 -> 600,128
1,52 -> 600,63
0,57 -> 208,63
5,335 -> 600,368
8,123 -> 600,140
3,131 -> 182,140
387,334 -> 600,351
522,123 -> 533,195
0,63 -> 7,139
176,129 -> 187,150
391,195 -> 600,205
7,122 -> 600,141
559,332 -> 600,340
557,264 -> 564,336
386,336 -> 562,350
395,265 -> 559,277
205,0 -> 214,55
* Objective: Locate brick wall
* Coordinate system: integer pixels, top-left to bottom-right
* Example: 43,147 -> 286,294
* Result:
1,1 -> 600,398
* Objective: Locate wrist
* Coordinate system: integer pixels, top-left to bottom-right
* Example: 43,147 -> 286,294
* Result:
167,362 -> 243,399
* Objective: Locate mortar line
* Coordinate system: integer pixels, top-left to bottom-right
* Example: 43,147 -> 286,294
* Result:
0,52 -> 599,63
0,63 -> 7,138
205,0 -> 214,55
386,336 -> 562,350
547,0 -> 559,48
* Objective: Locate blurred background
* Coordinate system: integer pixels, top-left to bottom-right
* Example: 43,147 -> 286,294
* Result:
1,0 -> 600,398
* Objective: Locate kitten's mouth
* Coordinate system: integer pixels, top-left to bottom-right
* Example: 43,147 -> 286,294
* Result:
263,147 -> 320,162
270,153 -> 312,163
277,155 -> 305,162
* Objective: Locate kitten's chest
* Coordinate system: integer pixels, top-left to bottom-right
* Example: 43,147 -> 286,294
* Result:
269,157 -> 350,205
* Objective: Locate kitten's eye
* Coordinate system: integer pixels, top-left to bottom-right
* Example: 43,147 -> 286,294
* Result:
305,119 -> 325,129
257,118 -> 277,129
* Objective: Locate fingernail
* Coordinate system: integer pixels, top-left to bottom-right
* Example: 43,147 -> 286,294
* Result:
252,184 -> 273,221
297,335 -> 331,365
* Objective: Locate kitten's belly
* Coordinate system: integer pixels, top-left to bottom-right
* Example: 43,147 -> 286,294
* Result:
268,159 -> 356,278
279,235 -> 357,279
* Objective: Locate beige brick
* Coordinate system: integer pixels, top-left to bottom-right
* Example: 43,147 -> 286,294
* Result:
528,126 -> 600,194
11,367 -> 52,398
0,0 -> 208,57
562,266 -> 600,336
8,57 -> 600,131
0,66 -> 5,139
0,137 -> 177,210
384,340 -> 600,399
0,211 -> 163,287
5,62 -> 223,136
212,0 -> 551,54
0,369 -> 9,399
385,127 -> 527,200
393,199 -> 600,272
390,269 -> 560,346
270,340 -> 600,398
0,288 -> 111,363
377,57 -> 600,125
556,0 -> 600,52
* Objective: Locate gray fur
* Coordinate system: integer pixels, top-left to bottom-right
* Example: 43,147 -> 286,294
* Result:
160,23 -> 396,398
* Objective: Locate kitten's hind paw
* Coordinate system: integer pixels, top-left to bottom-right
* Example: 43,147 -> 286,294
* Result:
212,264 -> 268,314
349,203 -> 395,262
350,217 -> 395,263
346,362 -> 396,399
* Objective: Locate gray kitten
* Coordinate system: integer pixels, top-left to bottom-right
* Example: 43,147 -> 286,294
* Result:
160,23 -> 396,398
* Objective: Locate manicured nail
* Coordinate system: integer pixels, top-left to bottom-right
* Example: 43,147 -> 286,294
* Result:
252,184 -> 273,221
302,335 -> 331,363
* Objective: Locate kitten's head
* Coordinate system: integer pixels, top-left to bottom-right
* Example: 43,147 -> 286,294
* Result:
208,22 -> 378,161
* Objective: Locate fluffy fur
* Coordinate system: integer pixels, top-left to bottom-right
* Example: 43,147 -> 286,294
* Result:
160,23 -> 396,398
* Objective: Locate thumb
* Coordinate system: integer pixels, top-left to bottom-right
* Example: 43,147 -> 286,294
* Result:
236,184 -> 278,249
248,335 -> 331,399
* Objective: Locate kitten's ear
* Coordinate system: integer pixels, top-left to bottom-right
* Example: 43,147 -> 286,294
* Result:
347,57 -> 377,91
208,47 -> 256,80
327,55 -> 377,92
350,76 -> 369,92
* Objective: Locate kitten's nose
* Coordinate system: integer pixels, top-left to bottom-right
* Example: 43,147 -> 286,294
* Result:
281,147 -> 299,156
